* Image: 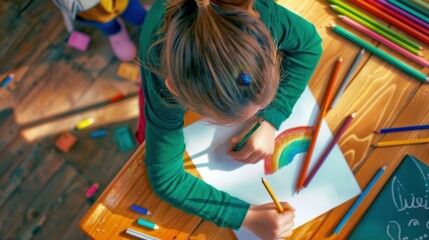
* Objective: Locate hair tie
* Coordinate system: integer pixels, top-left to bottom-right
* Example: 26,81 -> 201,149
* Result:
237,71 -> 251,86
195,0 -> 210,8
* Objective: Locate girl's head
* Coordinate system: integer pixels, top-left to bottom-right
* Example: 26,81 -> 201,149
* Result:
157,0 -> 280,124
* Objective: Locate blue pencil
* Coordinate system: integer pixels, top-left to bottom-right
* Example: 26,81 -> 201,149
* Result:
330,49 -> 365,109
131,204 -> 152,215
376,124 -> 429,133
333,165 -> 387,235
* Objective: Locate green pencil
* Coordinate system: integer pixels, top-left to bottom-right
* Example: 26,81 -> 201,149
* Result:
389,0 -> 429,23
330,4 -> 421,53
331,24 -> 428,83
409,0 -> 429,12
232,120 -> 263,152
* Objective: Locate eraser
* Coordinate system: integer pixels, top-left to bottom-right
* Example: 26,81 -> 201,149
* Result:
90,129 -> 108,138
67,31 -> 91,52
55,132 -> 77,153
114,126 -> 135,151
117,63 -> 140,82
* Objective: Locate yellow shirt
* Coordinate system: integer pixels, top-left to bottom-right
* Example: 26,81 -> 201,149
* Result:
77,0 -> 129,23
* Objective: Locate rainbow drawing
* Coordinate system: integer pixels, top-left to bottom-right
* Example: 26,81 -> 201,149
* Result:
264,126 -> 313,175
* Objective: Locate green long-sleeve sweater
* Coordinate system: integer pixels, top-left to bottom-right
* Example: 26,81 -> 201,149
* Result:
139,0 -> 322,230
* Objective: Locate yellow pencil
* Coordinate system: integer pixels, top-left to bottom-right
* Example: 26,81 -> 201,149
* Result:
261,177 -> 284,213
374,138 -> 429,147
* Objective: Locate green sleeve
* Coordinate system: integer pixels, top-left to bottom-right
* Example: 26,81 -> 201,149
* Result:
260,1 -> 323,129
139,0 -> 250,229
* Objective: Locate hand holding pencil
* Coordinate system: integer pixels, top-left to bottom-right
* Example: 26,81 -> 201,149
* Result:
229,119 -> 276,164
241,178 -> 295,239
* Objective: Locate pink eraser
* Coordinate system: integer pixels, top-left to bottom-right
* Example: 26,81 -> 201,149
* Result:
67,31 -> 91,52
86,183 -> 99,198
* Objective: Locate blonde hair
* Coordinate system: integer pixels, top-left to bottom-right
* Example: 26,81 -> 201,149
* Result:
149,0 -> 281,124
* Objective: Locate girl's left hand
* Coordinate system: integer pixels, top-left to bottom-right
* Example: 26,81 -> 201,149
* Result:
228,120 -> 276,164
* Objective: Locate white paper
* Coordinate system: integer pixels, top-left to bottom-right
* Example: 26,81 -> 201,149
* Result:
183,87 -> 361,239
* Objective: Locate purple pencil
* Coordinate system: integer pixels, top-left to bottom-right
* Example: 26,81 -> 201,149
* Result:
303,112 -> 356,188
377,0 -> 429,31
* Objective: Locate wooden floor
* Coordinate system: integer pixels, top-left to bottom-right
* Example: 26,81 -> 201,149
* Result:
2,0 -> 429,239
0,1 -> 146,239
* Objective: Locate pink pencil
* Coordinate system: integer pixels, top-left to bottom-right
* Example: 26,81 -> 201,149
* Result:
339,15 -> 429,67
303,112 -> 356,188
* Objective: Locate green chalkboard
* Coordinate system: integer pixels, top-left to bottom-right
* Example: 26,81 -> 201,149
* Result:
348,155 -> 429,240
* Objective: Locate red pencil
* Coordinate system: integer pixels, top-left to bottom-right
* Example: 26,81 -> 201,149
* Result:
296,57 -> 343,193
347,0 -> 429,45
303,112 -> 356,188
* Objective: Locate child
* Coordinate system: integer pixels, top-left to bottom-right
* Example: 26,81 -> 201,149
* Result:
138,0 -> 322,238
53,0 -> 147,61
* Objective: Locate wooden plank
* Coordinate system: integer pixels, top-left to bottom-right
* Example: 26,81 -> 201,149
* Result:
20,97 -> 139,141
80,144 -> 203,240
4,164 -> 77,239
0,139 -> 38,207
33,176 -> 90,240
4,0 -> 33,12
14,56 -> 94,125
0,145 -> 65,236
56,119 -> 138,185
0,108 -> 20,152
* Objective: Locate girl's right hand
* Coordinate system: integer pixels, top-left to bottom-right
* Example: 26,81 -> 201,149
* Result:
241,202 -> 295,240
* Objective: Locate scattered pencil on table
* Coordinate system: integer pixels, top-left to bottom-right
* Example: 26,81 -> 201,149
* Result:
76,118 -> 94,130
373,138 -> 429,147
303,112 -> 357,188
131,204 -> 152,215
137,218 -> 159,230
296,57 -> 342,193
1,73 -> 14,88
338,15 -> 429,67
232,120 -> 264,152
331,49 -> 365,109
261,177 -> 284,213
329,23 -> 429,83
90,129 -> 108,138
332,165 -> 387,235
375,124 -> 429,134
125,228 -> 159,240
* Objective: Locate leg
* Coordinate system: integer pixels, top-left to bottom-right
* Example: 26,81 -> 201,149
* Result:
120,0 -> 147,26
136,81 -> 146,144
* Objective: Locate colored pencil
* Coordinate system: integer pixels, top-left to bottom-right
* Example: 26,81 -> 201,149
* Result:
330,24 -> 429,83
330,0 -> 427,48
232,120 -> 263,152
131,204 -> 152,215
409,0 -> 429,12
296,57 -> 342,193
376,124 -> 429,134
330,4 -> 421,53
137,218 -> 160,230
0,73 -> 14,88
333,165 -> 386,234
348,0 -> 429,45
261,177 -> 284,213
303,113 -> 356,188
125,228 -> 159,240
378,0 -> 429,31
387,0 -> 429,23
331,49 -> 365,109
339,16 -> 429,67
398,0 -> 429,16
373,138 -> 429,147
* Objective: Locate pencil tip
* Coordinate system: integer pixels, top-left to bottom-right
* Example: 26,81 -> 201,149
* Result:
338,57 -> 343,62
382,165 -> 387,170
351,112 -> 357,118
329,22 -> 337,28
373,130 -> 380,134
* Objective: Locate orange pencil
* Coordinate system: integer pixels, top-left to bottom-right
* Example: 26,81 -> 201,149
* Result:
296,57 -> 342,193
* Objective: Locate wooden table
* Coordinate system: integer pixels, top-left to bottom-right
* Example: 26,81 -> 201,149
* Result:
80,0 -> 429,239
